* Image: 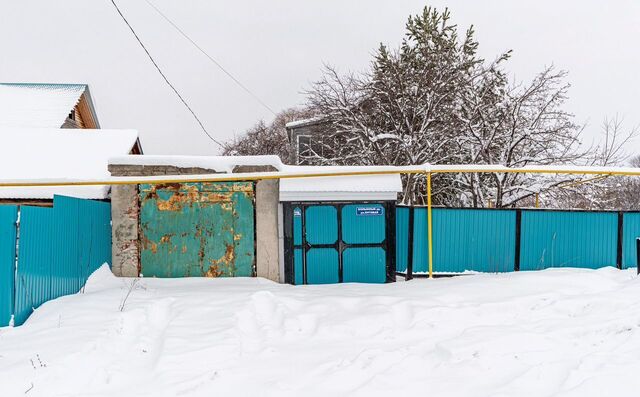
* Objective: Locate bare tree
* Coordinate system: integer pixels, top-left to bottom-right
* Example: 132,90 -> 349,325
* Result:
456,67 -> 591,207
550,118 -> 639,210
222,108 -> 313,163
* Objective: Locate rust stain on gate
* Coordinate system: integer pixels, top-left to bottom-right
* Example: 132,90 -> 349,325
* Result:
139,182 -> 255,278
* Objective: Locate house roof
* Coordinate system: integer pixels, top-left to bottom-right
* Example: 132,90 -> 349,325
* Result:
284,117 -> 326,129
0,129 -> 139,199
0,83 -> 100,129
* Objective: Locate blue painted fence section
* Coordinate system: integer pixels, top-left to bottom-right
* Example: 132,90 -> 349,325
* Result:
397,207 -> 639,274
0,206 -> 18,326
395,207 -> 410,272
622,213 -> 640,269
434,209 -> 516,273
51,196 -> 112,298
4,196 -> 111,326
519,210 -> 618,271
402,208 -> 516,273
14,206 -> 55,326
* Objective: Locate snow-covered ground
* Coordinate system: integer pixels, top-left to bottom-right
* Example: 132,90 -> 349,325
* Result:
2,266 -> 640,397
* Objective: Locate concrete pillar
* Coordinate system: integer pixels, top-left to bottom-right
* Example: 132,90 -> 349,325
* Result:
255,179 -> 280,282
111,184 -> 139,277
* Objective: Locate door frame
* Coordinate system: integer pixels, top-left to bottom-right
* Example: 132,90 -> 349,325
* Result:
283,201 -> 396,284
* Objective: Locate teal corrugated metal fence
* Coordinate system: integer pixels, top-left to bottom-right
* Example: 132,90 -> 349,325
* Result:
14,206 -> 55,325
434,209 -> 516,273
395,207 -> 410,273
2,196 -> 111,326
519,210 -> 618,271
397,207 -> 638,275
0,206 -> 18,326
622,213 -> 640,269
406,208 -> 516,273
51,196 -> 111,298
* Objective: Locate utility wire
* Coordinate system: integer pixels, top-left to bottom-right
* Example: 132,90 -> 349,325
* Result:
109,0 -> 225,148
143,0 -> 277,116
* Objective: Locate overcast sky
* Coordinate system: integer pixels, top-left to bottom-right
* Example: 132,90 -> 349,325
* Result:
0,0 -> 638,156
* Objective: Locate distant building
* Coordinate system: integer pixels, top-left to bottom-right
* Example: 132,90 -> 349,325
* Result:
284,117 -> 329,165
0,83 -> 142,153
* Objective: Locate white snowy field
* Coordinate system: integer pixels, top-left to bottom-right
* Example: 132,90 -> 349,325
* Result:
2,266 -> 640,397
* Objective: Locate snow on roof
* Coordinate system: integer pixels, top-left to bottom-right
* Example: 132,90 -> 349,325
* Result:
0,83 -> 87,128
109,155 -> 285,173
279,165 -> 402,201
284,117 -> 325,129
0,129 -> 139,199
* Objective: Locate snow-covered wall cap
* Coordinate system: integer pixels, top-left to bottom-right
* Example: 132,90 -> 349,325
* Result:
0,83 -> 87,128
109,155 -> 285,173
0,128 -> 138,199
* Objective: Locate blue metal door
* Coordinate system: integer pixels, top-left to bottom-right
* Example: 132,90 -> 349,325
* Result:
288,202 -> 393,285
305,206 -> 339,284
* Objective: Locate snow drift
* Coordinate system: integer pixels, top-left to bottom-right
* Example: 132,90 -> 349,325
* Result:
1,265 -> 640,396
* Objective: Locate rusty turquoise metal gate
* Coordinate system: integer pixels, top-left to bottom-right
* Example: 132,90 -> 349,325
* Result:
283,202 -> 396,285
139,182 -> 255,278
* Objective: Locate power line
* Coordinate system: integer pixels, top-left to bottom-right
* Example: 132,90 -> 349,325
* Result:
108,0 -> 225,148
143,0 -> 277,116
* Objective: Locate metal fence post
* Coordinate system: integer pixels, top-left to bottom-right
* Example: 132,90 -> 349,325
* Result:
426,172 -> 433,279
636,237 -> 640,275
406,206 -> 414,280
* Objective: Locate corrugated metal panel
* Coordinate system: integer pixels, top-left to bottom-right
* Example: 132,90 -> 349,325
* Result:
306,248 -> 339,284
343,247 -> 386,283
293,206 -> 302,245
395,207 -> 410,273
51,196 -> 80,298
621,213 -> 640,269
304,206 -> 339,284
0,205 -> 18,326
341,204 -> 385,244
435,209 -> 516,273
293,248 -> 303,285
84,198 -> 112,278
412,208 -> 516,273
139,182 -> 255,278
12,197 -> 112,326
231,189 -> 255,277
519,210 -> 618,270
14,206 -> 55,326
305,206 -> 337,245
412,208 -> 429,273
50,196 -> 112,297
